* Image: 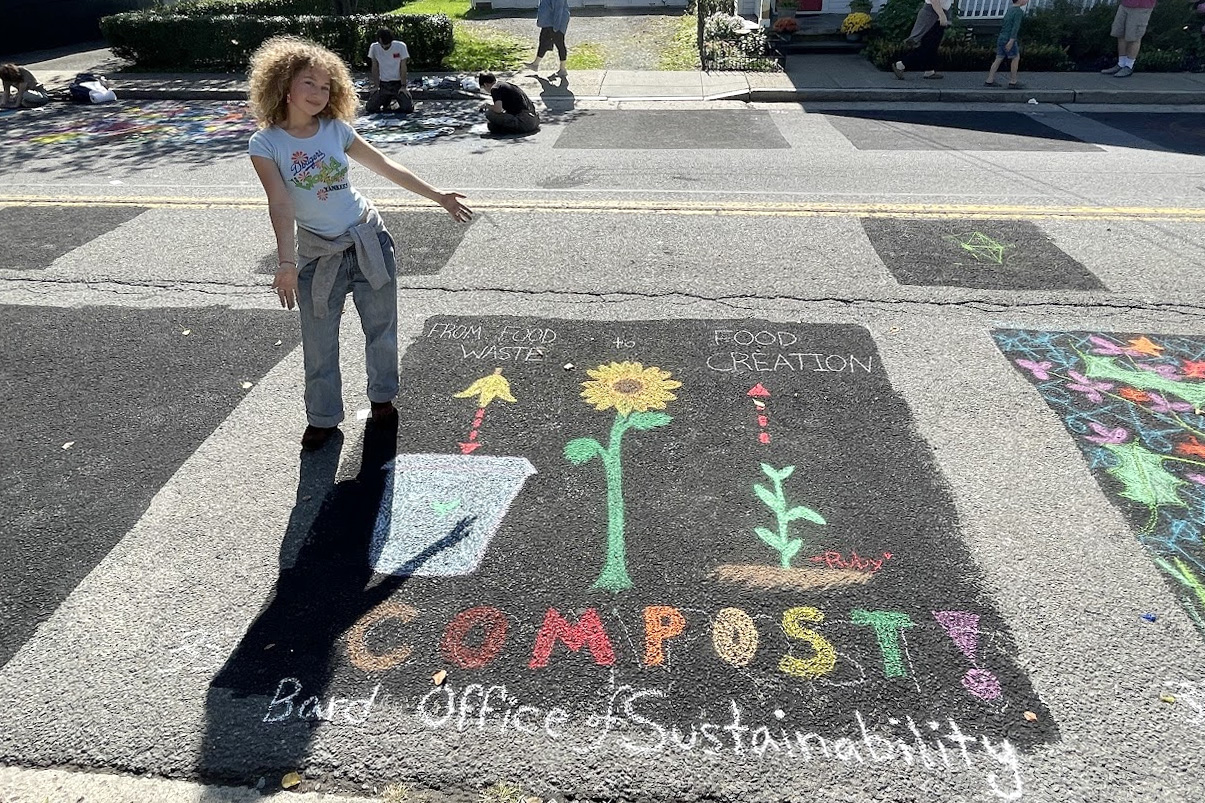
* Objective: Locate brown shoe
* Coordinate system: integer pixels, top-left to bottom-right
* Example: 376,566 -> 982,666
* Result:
301,425 -> 338,451
370,400 -> 397,423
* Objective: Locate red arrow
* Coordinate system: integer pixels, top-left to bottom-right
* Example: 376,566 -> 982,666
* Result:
747,384 -> 771,445
458,407 -> 487,454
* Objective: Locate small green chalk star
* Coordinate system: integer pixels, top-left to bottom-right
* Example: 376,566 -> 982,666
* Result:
949,231 -> 1010,264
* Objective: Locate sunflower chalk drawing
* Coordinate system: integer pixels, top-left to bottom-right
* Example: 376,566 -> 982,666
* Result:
371,453 -> 536,577
564,361 -> 682,593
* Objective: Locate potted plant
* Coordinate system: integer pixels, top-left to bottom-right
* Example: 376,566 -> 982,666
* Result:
772,16 -> 799,40
840,11 -> 872,41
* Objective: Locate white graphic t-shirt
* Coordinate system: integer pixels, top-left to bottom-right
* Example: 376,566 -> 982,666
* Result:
248,118 -> 369,239
368,40 -> 410,82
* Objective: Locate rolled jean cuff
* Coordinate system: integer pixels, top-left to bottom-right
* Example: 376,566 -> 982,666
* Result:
307,410 -> 345,428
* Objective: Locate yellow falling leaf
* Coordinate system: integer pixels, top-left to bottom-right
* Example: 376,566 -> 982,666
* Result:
453,367 -> 516,408
281,771 -> 302,789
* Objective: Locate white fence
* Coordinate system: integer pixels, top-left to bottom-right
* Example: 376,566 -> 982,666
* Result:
959,0 -> 1109,20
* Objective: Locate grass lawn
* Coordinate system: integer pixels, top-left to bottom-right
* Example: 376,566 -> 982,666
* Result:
390,0 -> 474,18
391,0 -> 697,71
660,15 -> 699,70
393,0 -> 531,71
566,42 -> 605,70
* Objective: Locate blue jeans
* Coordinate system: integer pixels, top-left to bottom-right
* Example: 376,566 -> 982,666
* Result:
297,231 -> 398,428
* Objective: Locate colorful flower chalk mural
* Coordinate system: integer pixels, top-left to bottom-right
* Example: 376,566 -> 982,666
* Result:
995,329 -> 1205,632
563,361 -> 681,592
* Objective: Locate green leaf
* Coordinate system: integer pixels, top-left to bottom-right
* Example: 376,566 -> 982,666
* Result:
1083,354 -> 1205,409
785,505 -> 826,525
755,526 -> 783,548
781,539 -> 803,564
1103,441 -> 1187,508
753,483 -> 779,510
563,437 -> 603,465
627,411 -> 672,430
759,463 -> 795,482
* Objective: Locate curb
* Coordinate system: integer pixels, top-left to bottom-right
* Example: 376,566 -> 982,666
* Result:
746,87 -> 1205,104
69,86 -> 1205,105
115,88 -> 483,102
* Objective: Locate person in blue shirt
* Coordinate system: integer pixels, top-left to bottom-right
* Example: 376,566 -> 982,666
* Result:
247,36 -> 472,450
985,0 -> 1029,88
525,0 -> 571,78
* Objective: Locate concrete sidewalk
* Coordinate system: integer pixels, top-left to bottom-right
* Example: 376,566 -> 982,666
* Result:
16,44 -> 1205,104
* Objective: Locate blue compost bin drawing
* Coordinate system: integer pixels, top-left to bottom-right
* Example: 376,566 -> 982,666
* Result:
371,453 -> 537,576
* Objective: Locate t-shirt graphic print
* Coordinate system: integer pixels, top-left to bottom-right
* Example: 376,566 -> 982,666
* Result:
248,117 -> 369,238
290,148 -> 349,201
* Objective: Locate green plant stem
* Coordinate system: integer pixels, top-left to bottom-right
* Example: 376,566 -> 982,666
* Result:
771,473 -> 792,568
593,414 -> 634,592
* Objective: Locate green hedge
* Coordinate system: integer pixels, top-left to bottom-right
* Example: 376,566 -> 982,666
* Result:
168,0 -> 400,14
100,11 -> 453,70
864,37 -> 1075,70
867,0 -> 1204,71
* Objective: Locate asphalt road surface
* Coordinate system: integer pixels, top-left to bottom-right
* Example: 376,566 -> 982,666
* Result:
1,98 -> 1204,803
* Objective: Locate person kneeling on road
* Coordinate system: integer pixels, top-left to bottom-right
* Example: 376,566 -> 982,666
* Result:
366,27 -> 414,114
477,73 -> 539,135
1,63 -> 49,108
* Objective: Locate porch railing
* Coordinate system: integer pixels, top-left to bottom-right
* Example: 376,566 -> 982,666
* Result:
959,0 -> 1109,20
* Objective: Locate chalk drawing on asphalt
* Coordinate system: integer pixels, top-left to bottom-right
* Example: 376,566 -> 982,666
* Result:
452,367 -> 516,454
563,361 -> 682,593
711,462 -> 874,593
227,317 -> 1056,796
994,329 -> 1205,634
9,101 -> 255,147
748,382 -> 772,444
934,610 -> 1003,701
946,231 -> 1013,265
370,453 -> 536,577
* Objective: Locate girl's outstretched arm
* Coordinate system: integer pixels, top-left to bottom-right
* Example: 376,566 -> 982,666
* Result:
251,155 -> 301,310
346,131 -> 472,222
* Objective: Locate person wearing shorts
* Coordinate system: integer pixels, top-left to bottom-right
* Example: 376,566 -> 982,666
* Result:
985,0 -> 1027,88
1101,0 -> 1156,77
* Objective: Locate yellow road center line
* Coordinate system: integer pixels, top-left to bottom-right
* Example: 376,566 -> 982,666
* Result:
1,196 -> 1203,221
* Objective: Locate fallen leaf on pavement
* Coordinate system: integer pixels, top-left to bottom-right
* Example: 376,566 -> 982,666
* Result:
432,669 -> 448,686
182,329 -> 191,336
62,441 -> 74,450
1161,694 -> 1176,704
241,381 -> 254,390
281,771 -> 302,789
274,340 -> 283,346
1023,711 -> 1038,722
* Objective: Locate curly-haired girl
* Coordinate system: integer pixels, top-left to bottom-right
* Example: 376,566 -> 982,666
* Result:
247,36 -> 472,451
